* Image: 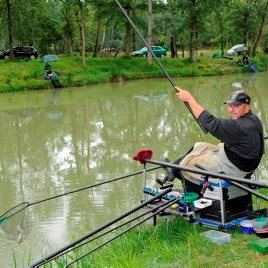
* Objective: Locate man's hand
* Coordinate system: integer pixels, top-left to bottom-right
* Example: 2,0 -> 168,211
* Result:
176,88 -> 194,103
174,86 -> 204,119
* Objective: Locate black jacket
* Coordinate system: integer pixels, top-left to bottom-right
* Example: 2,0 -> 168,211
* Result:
198,110 -> 264,172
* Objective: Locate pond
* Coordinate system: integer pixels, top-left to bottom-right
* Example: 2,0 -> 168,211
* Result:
0,72 -> 268,266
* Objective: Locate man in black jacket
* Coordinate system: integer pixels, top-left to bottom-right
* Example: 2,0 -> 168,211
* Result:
158,89 -> 264,193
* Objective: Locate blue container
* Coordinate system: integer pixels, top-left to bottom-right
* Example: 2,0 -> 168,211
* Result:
240,220 -> 255,234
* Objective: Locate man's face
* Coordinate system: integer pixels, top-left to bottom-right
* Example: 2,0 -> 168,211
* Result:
228,103 -> 250,119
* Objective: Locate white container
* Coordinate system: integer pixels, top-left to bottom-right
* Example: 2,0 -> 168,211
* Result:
194,198 -> 212,209
201,230 -> 231,244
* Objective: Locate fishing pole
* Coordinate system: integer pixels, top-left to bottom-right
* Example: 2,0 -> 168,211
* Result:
0,166 -> 160,224
133,148 -> 268,189
146,159 -> 268,189
30,187 -> 172,268
115,0 -> 207,134
65,197 -> 181,267
228,179 -> 268,202
194,164 -> 268,202
36,197 -> 177,266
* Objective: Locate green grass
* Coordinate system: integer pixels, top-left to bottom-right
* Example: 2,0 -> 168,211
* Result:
0,52 -> 267,92
40,216 -> 268,267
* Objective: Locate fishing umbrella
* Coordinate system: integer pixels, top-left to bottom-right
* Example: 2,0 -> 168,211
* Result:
40,54 -> 59,62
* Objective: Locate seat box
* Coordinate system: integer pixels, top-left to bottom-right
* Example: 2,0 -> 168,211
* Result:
199,193 -> 252,222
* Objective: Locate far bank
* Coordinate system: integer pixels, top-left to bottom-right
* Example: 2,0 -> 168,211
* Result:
0,53 -> 268,93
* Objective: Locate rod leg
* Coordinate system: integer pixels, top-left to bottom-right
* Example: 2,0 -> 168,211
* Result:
153,214 -> 157,226
142,163 -> 147,202
219,179 -> 225,227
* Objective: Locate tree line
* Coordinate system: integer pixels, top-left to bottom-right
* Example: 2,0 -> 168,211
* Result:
1,0 -> 268,63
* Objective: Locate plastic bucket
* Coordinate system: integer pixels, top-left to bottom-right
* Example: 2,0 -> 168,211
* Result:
239,220 -> 255,234
253,217 -> 268,230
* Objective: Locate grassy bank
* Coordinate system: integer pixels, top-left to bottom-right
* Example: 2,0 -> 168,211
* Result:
1,53 -> 268,92
41,216 -> 268,267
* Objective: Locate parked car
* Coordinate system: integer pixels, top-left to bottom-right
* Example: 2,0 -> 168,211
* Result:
132,46 -> 167,57
227,44 -> 248,56
0,46 -> 38,60
0,51 -> 5,59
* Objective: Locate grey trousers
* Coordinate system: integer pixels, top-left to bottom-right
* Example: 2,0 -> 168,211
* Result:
180,142 -> 250,185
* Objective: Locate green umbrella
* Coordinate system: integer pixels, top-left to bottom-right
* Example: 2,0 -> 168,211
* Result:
40,54 -> 59,62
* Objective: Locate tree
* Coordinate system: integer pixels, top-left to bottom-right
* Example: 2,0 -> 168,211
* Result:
252,0 -> 268,55
76,0 -> 86,66
228,0 -> 259,47
61,0 -> 75,54
148,0 -> 153,65
6,0 -> 14,58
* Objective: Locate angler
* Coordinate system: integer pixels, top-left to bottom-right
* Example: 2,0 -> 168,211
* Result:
157,89 -> 264,197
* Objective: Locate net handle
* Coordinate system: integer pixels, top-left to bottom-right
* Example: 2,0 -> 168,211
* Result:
0,202 -> 29,223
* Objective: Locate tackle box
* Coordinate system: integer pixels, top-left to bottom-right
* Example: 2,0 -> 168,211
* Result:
249,238 -> 268,253
201,230 -> 231,244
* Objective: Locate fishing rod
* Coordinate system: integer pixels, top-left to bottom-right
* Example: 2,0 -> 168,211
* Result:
65,197 -> 181,267
36,197 -> 177,266
30,187 -> 172,268
134,148 -> 268,189
0,166 -> 160,224
146,159 -> 268,189
115,0 -> 207,135
228,179 -> 268,202
195,164 -> 268,202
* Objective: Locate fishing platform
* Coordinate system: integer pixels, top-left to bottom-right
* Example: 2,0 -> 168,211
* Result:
134,148 -> 267,231
142,183 -> 252,230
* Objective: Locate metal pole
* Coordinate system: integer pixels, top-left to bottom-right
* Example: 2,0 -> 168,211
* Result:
219,179 -> 225,227
143,163 -> 148,202
115,0 -> 207,134
0,166 -> 161,222
66,197 -> 181,267
37,197 -> 176,266
30,187 -> 172,268
145,159 -> 268,189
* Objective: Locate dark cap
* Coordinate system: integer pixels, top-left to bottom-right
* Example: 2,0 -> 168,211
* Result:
224,90 -> 251,105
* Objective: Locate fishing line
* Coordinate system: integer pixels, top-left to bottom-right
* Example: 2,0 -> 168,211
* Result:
0,166 -> 160,224
115,0 -> 207,135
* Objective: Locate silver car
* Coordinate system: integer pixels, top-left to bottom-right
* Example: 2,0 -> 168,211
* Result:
227,44 -> 248,56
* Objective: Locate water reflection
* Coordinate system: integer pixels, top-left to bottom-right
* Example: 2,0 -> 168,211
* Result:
0,73 -> 267,265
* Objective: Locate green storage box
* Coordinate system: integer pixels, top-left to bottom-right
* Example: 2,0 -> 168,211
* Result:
249,238 -> 268,253
180,192 -> 199,205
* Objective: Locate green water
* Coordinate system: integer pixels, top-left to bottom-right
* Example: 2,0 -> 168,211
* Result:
0,72 -> 267,266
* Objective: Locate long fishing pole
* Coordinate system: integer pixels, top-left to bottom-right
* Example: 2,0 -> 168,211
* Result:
194,164 -> 268,202
145,159 -> 268,189
115,0 -> 207,134
30,187 -> 172,268
228,179 -> 268,201
65,197 -> 180,267
0,166 -> 160,224
37,197 -> 177,266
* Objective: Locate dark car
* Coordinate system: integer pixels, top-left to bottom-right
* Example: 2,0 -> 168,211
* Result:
0,46 -> 38,60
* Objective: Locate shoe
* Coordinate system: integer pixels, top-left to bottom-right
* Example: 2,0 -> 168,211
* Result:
162,157 -> 176,182
155,177 -> 173,189
156,177 -> 168,186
